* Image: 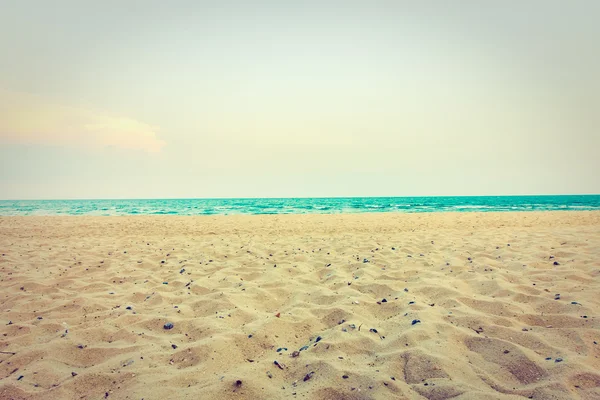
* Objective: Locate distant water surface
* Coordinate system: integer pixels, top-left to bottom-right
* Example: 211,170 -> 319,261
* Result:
1,196 -> 599,216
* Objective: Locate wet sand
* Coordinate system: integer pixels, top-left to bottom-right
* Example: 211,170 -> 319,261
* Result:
1,212 -> 599,399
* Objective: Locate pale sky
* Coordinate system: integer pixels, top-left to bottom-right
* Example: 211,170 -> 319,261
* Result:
0,1 -> 598,199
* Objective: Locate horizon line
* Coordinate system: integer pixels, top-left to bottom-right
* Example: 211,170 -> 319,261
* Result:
1,193 -> 599,202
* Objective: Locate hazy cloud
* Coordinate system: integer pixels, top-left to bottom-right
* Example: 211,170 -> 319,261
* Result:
0,89 -> 165,153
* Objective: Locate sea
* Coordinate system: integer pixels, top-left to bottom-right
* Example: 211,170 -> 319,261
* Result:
0,195 -> 599,216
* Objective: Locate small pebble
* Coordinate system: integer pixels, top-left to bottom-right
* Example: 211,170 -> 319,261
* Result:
162,282 -> 168,285
370,328 -> 378,333
545,357 -> 552,360
553,261 -> 560,266
71,372 -> 78,377
381,298 -> 387,303
126,306 -> 132,310
404,288 -> 409,292
315,336 -> 322,343
411,319 -> 421,326
408,301 -> 415,305
342,375 -> 349,379
555,358 -> 563,363
171,344 -> 177,349
163,322 -> 174,330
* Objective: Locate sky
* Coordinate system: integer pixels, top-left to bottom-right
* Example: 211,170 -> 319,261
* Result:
0,0 -> 598,199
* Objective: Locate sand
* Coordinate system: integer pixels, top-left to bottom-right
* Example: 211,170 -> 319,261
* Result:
1,211 -> 599,400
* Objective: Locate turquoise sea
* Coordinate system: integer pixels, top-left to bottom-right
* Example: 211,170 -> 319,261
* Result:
0,195 -> 599,216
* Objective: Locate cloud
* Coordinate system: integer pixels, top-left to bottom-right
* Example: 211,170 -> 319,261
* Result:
0,89 -> 165,153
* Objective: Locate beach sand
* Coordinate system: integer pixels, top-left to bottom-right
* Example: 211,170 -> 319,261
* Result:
1,212 -> 599,400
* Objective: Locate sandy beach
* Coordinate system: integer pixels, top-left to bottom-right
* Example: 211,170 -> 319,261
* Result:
1,211 -> 599,399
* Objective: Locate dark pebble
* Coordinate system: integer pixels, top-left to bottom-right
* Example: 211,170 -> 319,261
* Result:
299,345 -> 309,351
553,261 -> 560,265
381,298 -> 387,303
248,334 -> 253,338
571,301 -> 579,305
545,357 -> 552,360
408,301 -> 415,305
17,375 -> 24,380
555,358 -> 563,363
235,380 -> 242,387
126,306 -> 132,310
164,322 -> 174,330
342,375 -> 349,379
171,344 -> 177,349
370,328 -> 378,333
180,268 -> 185,274
363,259 -> 369,263
37,316 -> 43,320
315,336 -> 322,343
411,319 -> 421,326
71,372 -> 78,377
404,288 -> 408,292
303,372 -> 314,381
162,282 -> 168,285
503,350 -> 510,354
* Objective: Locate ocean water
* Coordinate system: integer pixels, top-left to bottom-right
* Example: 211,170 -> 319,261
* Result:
0,195 -> 599,216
